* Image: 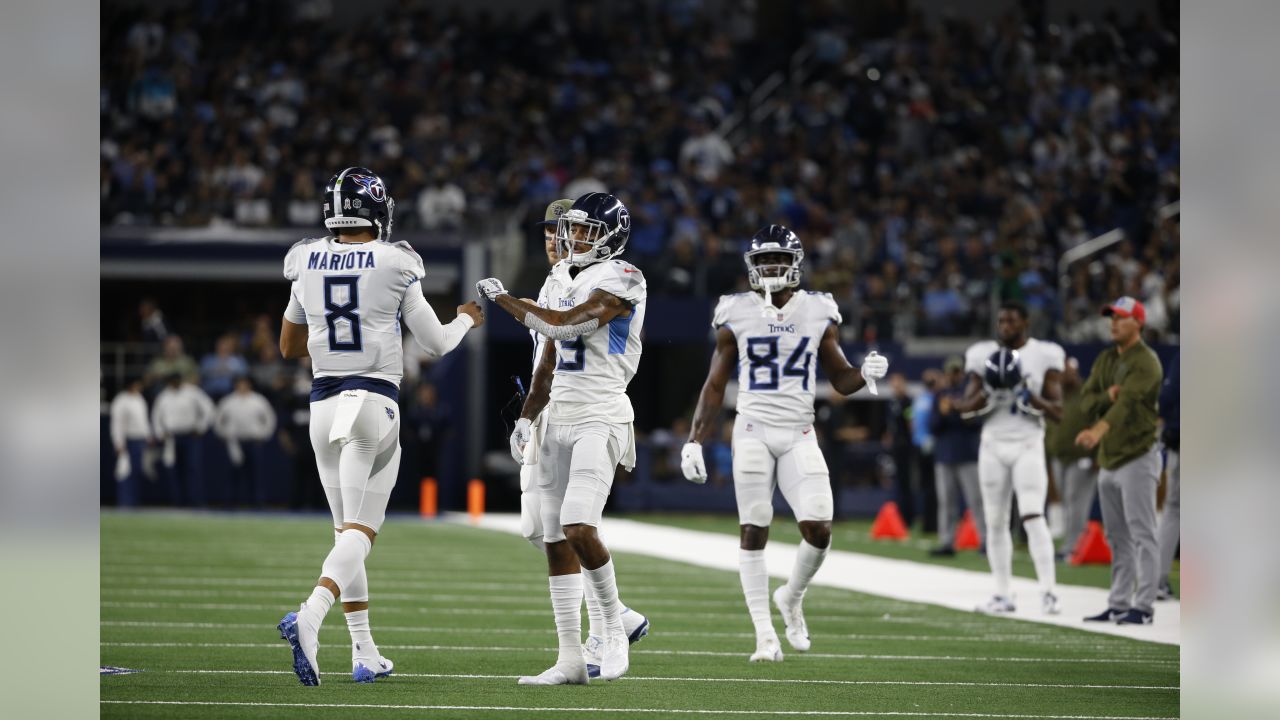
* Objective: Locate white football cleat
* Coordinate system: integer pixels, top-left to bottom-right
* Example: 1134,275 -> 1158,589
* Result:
277,605 -> 321,686
772,586 -> 810,652
598,632 -> 630,681
517,663 -> 589,685
582,634 -> 604,679
976,595 -> 1016,614
621,607 -> 650,644
1041,591 -> 1062,616
749,635 -> 784,663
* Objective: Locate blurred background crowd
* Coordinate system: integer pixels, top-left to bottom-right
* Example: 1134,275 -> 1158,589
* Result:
102,0 -> 1178,343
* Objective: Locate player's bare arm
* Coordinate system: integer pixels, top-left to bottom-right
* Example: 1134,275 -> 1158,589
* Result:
492,288 -> 632,340
279,318 -> 308,359
688,327 -> 738,444
817,324 -> 867,396
1029,368 -> 1064,422
519,339 -> 558,421
950,372 -> 989,414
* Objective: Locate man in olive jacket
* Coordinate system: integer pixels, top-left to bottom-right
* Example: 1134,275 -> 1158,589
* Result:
1075,297 -> 1164,625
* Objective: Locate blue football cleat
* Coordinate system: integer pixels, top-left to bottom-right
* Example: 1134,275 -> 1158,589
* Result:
1116,608 -> 1154,625
277,611 -> 320,686
1082,607 -> 1126,623
353,656 -> 394,683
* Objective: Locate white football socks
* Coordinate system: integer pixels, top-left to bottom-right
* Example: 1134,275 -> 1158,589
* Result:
345,609 -> 380,659
1023,515 -> 1057,594
300,585 -> 335,627
986,521 -> 1014,598
320,529 -> 372,593
338,530 -> 370,603
582,560 -> 624,637
549,574 -> 586,669
583,572 -> 605,639
738,548 -> 774,638
784,540 -> 829,602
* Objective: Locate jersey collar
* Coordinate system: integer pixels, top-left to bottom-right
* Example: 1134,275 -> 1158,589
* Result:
751,289 -> 801,320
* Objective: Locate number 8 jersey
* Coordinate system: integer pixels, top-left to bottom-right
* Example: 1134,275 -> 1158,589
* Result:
283,236 -> 426,387
713,290 -> 842,426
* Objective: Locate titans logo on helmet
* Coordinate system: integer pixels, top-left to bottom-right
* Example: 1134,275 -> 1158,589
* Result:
349,174 -> 387,202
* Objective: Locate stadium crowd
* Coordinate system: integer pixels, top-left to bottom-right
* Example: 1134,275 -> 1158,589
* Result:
101,1 -> 1178,343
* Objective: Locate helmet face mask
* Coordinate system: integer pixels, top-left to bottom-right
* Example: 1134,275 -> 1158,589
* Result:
323,167 -> 395,241
557,194 -> 631,267
745,225 -> 804,293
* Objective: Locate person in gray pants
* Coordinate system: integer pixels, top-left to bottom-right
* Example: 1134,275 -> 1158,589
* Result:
927,357 -> 985,556
1076,297 -> 1164,625
1156,351 -> 1179,600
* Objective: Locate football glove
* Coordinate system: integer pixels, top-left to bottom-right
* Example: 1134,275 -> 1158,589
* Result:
476,277 -> 508,301
510,417 -> 533,464
1015,389 -> 1044,417
862,351 -> 889,380
680,442 -> 708,484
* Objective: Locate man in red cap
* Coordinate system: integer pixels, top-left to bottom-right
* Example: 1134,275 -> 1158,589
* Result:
1076,296 -> 1164,625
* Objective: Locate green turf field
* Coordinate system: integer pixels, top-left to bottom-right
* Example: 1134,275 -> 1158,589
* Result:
102,511 -> 1179,719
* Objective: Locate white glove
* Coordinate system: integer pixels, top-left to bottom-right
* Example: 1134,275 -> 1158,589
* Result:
476,278 -> 508,301
862,350 -> 889,395
510,417 -> 533,464
680,442 -> 708,484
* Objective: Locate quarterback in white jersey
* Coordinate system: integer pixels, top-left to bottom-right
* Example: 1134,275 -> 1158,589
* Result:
516,200 -> 648,680
954,301 -> 1065,616
681,225 -> 889,662
275,167 -> 483,686
478,192 -> 644,685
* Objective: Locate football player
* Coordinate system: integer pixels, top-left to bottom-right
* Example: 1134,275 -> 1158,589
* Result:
953,301 -> 1064,615
276,167 -> 484,685
477,192 -> 645,685
680,225 -> 889,662
517,199 -> 649,680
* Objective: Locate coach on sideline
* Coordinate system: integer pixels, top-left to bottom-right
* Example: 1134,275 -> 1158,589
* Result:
1074,297 -> 1164,625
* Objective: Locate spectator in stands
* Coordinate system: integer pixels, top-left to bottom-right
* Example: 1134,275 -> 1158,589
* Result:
1046,356 -> 1098,559
152,373 -> 215,507
928,357 -> 984,556
200,334 -> 249,399
215,377 -> 278,508
110,377 -> 152,507
138,298 -> 168,345
416,168 -> 467,230
144,335 -> 198,391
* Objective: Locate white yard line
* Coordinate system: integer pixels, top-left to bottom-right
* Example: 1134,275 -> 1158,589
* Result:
155,668 -> 1175,691
99,641 -> 1175,665
460,514 -> 1180,646
98,700 -> 1175,719
100,620 -> 1155,648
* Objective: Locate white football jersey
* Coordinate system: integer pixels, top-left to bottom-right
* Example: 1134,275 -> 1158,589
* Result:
713,290 -> 842,426
283,237 -> 425,387
964,337 -> 1065,440
530,264 -> 568,369
544,259 -> 647,424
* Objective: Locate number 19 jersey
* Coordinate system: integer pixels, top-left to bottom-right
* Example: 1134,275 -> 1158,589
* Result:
544,259 -> 647,425
713,290 -> 842,426
283,237 -> 425,387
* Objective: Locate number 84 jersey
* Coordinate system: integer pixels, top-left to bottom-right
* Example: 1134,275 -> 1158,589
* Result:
713,291 -> 842,426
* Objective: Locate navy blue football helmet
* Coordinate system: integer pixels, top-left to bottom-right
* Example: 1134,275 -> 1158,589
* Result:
745,224 -> 804,292
557,192 -> 631,266
323,167 -> 395,241
984,348 -> 1024,390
